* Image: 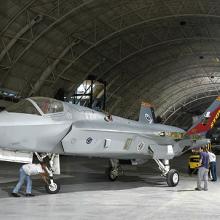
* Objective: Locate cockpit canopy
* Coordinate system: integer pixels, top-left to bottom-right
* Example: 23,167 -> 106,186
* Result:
6,99 -> 40,115
30,97 -> 64,114
6,97 -> 64,115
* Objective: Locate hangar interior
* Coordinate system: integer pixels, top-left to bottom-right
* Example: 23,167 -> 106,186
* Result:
1,1 -> 220,219
2,0 -> 220,128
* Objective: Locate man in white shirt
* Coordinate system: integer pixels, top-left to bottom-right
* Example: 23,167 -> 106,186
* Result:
208,150 -> 217,182
11,163 -> 48,197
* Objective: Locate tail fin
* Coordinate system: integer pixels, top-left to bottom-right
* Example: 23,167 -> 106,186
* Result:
187,96 -> 220,135
139,102 -> 156,124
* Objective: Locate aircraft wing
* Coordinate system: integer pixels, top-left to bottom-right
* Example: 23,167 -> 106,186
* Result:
61,121 -> 176,160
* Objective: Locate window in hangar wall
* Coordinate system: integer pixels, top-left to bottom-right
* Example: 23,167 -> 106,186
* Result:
66,76 -> 107,111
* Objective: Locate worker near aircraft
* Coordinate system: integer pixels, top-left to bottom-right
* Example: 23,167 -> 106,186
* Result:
208,149 -> 217,182
11,162 -> 49,197
195,146 -> 209,191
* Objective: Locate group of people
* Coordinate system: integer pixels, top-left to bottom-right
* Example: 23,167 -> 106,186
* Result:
195,146 -> 217,191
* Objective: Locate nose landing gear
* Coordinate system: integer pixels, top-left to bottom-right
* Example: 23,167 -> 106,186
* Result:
45,180 -> 60,194
35,152 -> 61,194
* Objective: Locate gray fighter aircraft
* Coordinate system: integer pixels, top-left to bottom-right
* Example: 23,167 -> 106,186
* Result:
0,96 -> 219,193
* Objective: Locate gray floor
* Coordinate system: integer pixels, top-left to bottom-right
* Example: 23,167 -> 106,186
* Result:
0,154 -> 220,220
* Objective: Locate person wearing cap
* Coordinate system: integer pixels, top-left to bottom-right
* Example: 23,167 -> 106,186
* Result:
11,162 -> 48,197
195,146 -> 209,191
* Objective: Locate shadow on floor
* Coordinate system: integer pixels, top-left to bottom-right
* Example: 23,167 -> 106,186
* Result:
0,172 -> 169,198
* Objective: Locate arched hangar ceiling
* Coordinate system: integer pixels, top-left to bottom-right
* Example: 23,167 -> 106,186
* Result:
1,0 -> 220,128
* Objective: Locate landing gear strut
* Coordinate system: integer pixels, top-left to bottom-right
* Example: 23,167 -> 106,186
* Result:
107,159 -> 121,181
154,159 -> 179,187
35,152 -> 61,194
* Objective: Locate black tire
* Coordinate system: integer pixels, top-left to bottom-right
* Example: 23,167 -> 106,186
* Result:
45,181 -> 60,194
166,169 -> 179,187
107,167 -> 118,181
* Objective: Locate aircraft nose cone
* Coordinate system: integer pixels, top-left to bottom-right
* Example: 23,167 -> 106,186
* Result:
0,111 -> 40,150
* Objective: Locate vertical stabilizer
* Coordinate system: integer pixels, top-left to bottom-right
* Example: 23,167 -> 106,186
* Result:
139,102 -> 156,124
187,96 -> 220,135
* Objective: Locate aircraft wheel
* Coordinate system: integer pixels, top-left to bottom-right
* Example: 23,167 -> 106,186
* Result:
107,167 -> 118,181
45,181 -> 60,194
166,169 -> 179,187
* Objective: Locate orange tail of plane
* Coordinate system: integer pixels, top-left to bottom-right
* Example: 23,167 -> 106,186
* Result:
187,96 -> 220,136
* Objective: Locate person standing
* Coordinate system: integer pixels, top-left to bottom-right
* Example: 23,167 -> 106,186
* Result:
195,146 -> 209,191
208,149 -> 217,182
11,162 -> 48,197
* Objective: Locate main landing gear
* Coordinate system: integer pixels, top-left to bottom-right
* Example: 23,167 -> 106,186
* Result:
107,159 -> 122,181
154,159 -> 179,187
106,158 -> 179,187
35,152 -> 61,194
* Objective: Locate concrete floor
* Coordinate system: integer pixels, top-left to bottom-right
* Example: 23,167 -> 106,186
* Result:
0,154 -> 220,220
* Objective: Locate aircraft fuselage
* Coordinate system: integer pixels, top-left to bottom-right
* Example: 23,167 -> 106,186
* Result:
0,97 -> 186,160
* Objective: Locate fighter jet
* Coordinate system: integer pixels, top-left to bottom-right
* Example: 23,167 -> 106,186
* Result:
0,96 -> 219,193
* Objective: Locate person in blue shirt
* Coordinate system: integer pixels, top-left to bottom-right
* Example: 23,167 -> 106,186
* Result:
195,146 -> 209,191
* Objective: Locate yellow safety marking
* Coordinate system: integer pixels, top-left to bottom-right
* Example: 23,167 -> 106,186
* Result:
211,109 -> 220,128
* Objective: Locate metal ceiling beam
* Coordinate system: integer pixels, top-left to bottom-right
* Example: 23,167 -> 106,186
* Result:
100,37 -> 220,77
169,98 -> 215,126
0,0 -> 94,87
52,14 -> 220,78
158,80 -> 219,104
159,86 -> 220,118
163,93 -> 218,123
3,11 -> 220,91
117,79 -> 220,121
104,44 -> 220,105
28,39 -> 80,96
0,15 -> 43,63
0,0 -> 37,35
112,63 -> 220,102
